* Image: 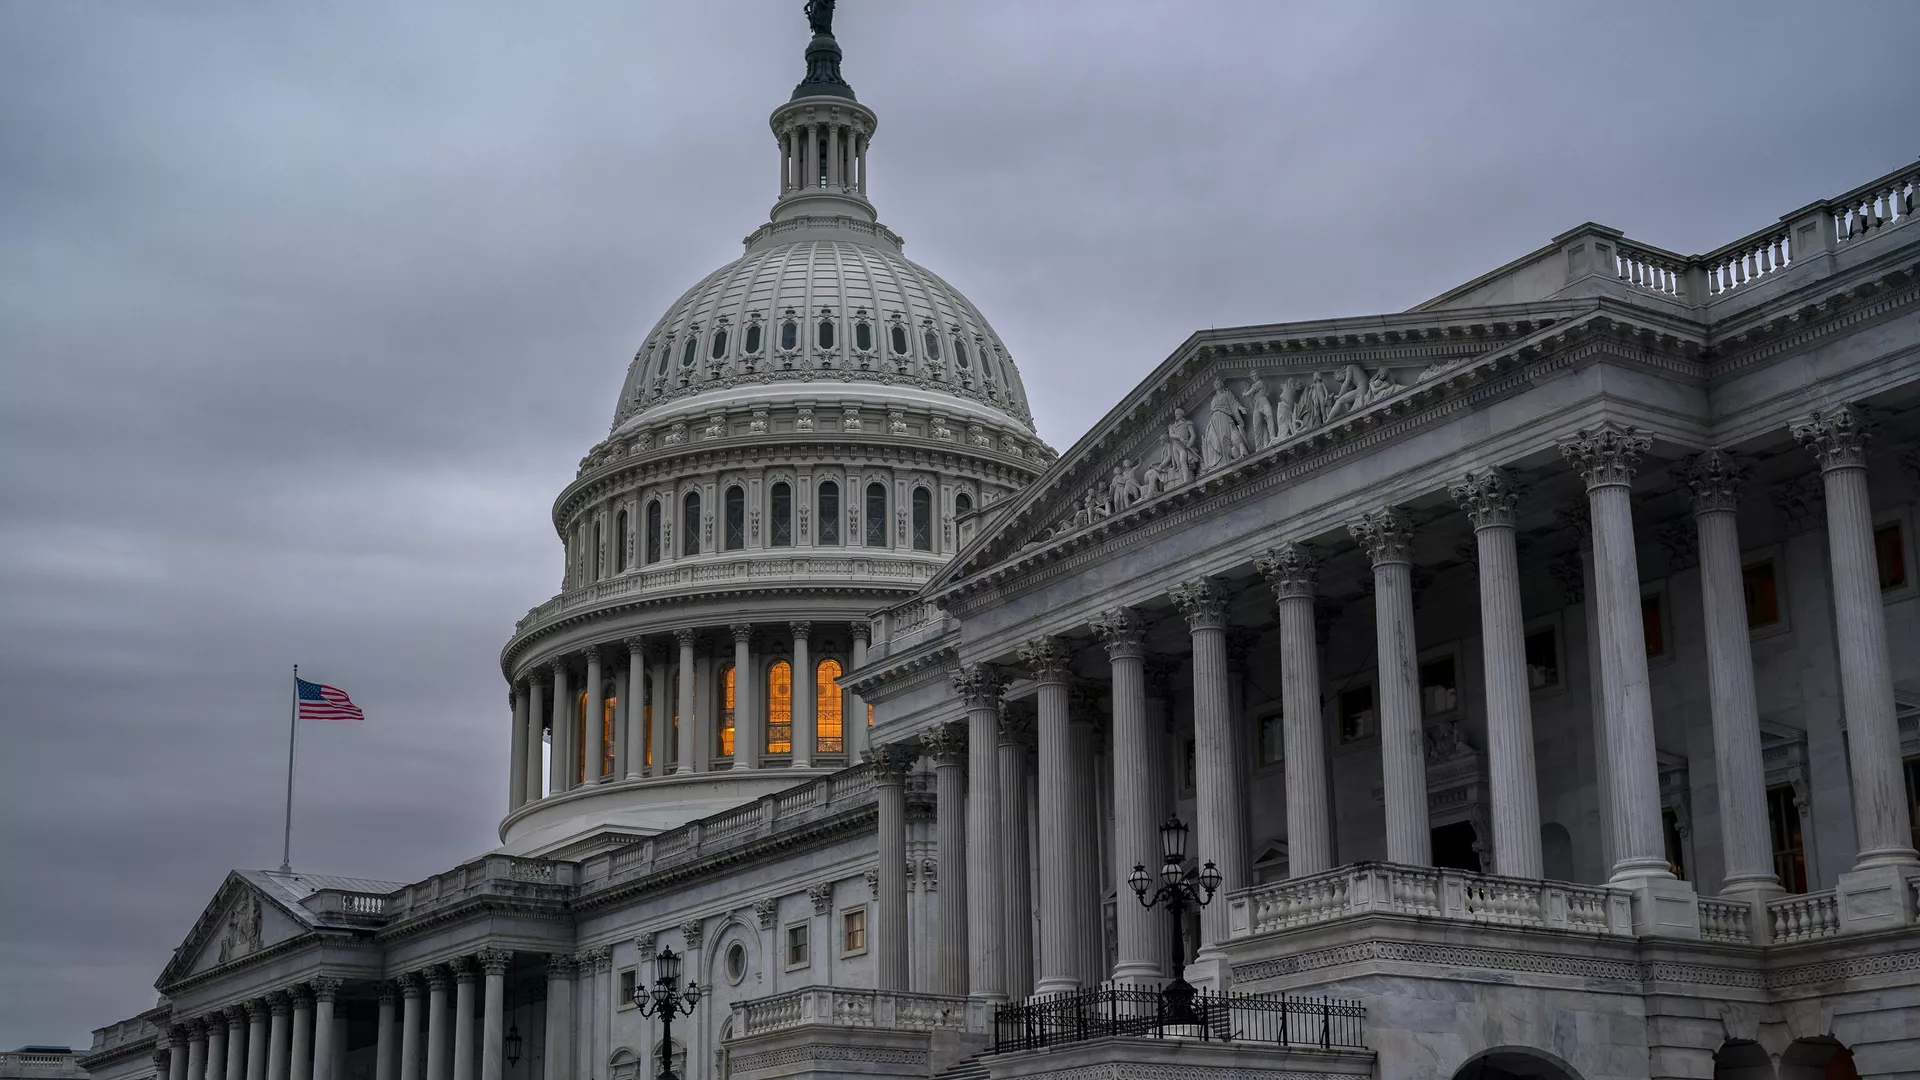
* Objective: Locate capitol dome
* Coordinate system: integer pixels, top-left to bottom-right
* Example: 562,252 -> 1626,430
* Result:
494,4 -> 1052,857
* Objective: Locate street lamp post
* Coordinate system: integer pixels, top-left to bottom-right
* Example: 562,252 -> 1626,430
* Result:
1127,816 -> 1223,1027
632,946 -> 701,1080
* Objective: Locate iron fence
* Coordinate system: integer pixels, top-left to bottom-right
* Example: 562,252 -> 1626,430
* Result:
992,985 -> 1364,1054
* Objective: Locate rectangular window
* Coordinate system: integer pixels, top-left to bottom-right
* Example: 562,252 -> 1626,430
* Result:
617,969 -> 636,1010
1419,654 -> 1458,717
841,907 -> 867,955
785,922 -> 810,969
865,484 -> 888,547
1743,559 -> 1780,629
1524,626 -> 1560,691
818,484 -> 840,545
1338,684 -> 1375,743
1181,738 -> 1195,793
1877,521 -> 1908,591
1767,784 -> 1807,893
1258,711 -> 1284,767
1641,593 -> 1666,658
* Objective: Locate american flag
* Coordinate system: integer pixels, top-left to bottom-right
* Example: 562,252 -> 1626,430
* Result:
296,678 -> 365,722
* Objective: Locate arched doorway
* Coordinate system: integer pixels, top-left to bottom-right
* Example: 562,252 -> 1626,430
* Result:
1713,1039 -> 1773,1080
1452,1047 -> 1583,1080
1779,1036 -> 1858,1080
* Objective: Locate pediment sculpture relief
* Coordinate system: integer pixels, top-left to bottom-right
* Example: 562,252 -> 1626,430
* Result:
215,895 -> 263,965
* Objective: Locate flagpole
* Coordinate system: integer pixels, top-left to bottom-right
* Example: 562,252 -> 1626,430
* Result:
281,664 -> 298,873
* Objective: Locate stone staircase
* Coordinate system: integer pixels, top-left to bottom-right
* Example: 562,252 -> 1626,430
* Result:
931,1053 -> 990,1080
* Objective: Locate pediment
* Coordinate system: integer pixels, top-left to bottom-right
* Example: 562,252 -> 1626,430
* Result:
161,873 -> 310,987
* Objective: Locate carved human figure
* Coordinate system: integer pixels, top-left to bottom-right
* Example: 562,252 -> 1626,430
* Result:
1201,378 -> 1250,470
1107,459 -> 1142,512
1294,371 -> 1330,430
1367,367 -> 1397,400
1274,377 -> 1301,440
1161,408 -> 1200,487
1241,374 -> 1278,450
1327,364 -> 1368,419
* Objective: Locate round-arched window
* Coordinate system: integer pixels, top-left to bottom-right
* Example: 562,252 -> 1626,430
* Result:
855,320 -> 873,352
911,487 -> 933,551
743,321 -> 762,355
725,941 -> 748,985
889,324 -> 909,355
817,317 -> 835,350
780,319 -> 798,351
770,482 -> 793,548
710,327 -> 728,360
681,337 -> 698,367
955,491 -> 973,518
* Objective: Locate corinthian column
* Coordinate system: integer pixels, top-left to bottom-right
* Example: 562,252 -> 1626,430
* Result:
224,1008 -> 247,1080
730,625 -> 757,770
524,675 -> 546,802
204,1013 -> 227,1080
478,951 -> 509,1080
1255,549 -> 1331,876
1170,576 -> 1249,961
582,649 -> 605,784
871,742 -> 915,991
245,1002 -> 268,1080
1560,424 -> 1671,887
1094,608 -> 1163,984
185,1022 -> 207,1080
287,989 -> 311,1080
168,1028 -> 188,1080
422,969 -> 449,1080
395,976 -> 420,1080
675,630 -> 697,773
953,666 -> 1005,1003
1792,406 -> 1920,872
1347,508 -> 1431,866
996,705 -> 1035,1000
508,683 -> 528,811
625,639 -> 647,779
923,722 -> 970,998
1067,689 -> 1105,987
791,623 -> 815,767
450,960 -> 474,1080
372,986 -> 395,1080
308,980 -> 338,1080
1678,451 -> 1783,901
1021,637 -> 1075,995
548,661 -> 571,794
1451,469 -> 1543,878
542,956 -> 574,1080
264,996 -> 289,1080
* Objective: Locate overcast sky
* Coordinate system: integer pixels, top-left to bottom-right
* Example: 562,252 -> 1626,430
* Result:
2,0 -> 1916,1049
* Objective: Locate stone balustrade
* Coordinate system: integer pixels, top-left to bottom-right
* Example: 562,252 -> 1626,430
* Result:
1227,862 -> 1632,940
1695,897 -> 1755,945
734,986 -> 974,1037
1768,890 -> 1841,944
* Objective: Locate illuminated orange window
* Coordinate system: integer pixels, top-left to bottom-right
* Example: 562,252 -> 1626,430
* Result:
767,660 -> 793,754
867,702 -> 874,728
817,659 -> 844,753
575,690 -> 588,783
643,702 -> 652,767
717,664 -> 736,757
603,694 -> 617,777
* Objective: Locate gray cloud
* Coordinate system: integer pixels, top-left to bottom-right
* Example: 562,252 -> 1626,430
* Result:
2,0 -> 1915,1048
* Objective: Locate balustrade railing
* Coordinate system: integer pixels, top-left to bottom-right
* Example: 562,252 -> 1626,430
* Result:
734,987 -> 970,1037
1230,862 -> 1629,939
992,986 -> 1364,1054
1768,890 -> 1841,943
1832,165 -> 1918,244
1615,241 -> 1689,299
1696,897 -> 1755,945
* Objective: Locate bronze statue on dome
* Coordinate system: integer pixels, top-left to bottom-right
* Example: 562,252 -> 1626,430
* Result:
805,0 -> 835,37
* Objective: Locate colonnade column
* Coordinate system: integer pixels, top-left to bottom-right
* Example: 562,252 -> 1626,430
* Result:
872,743 -> 914,991
166,1030 -> 186,1080
204,1011 -> 227,1080
582,649 -> 605,785
1253,550 -> 1332,881
543,957 -> 574,1080
1170,577 -> 1250,969
508,684 -> 528,812
1679,450 -> 1783,902
185,1021 -> 207,1080
612,664 -> 629,779
422,969 -> 448,1080
264,995 -> 290,1080
731,626 -> 757,770
827,124 -> 841,190
954,665 -> 1006,1003
372,985 -> 395,1080
548,662 -> 571,794
310,979 -> 338,1080
450,961 -> 474,1080
287,989 -> 312,1080
1094,608 -> 1162,984
924,722 -> 970,998
1021,638 -> 1077,996
395,976 -> 420,1080
791,623 -> 815,767
849,623 -> 871,760
1559,503 -> 1616,873
624,639 -> 647,780
650,646 -> 671,776
225,1007 -> 248,1080
523,676 -> 546,802
245,1002 -> 268,1080
1793,405 -> 1920,874
1347,509 -> 1431,866
479,951 -> 508,1080
674,630 -> 696,773
1068,691 -> 1105,987
995,706 -> 1035,999
1451,469 -> 1544,878
1560,424 -> 1672,888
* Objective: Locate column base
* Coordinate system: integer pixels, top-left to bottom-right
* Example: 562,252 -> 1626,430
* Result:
1032,978 -> 1079,997
1622,877 -> 1700,939
1719,878 -> 1786,944
1835,864 -> 1920,932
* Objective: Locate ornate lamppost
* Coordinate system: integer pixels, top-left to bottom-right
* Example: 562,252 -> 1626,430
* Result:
632,946 -> 701,1080
1127,816 -> 1222,1026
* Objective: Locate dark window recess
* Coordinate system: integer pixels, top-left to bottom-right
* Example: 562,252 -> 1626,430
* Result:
682,492 -> 701,556
1768,784 -> 1807,893
724,487 -> 745,551
771,483 -> 793,547
1877,521 -> 1908,590
645,501 -> 662,564
1258,713 -> 1283,766
890,324 -> 909,354
1524,627 -> 1558,690
1431,822 -> 1481,874
855,321 -> 873,352
743,322 -> 762,355
1906,756 -> 1920,856
954,492 -> 973,518
818,482 -> 840,545
614,510 -> 628,573
592,519 -> 603,579
780,320 -> 798,351
953,336 -> 970,368
1338,684 -> 1375,743
1662,807 -> 1687,881
865,483 -> 887,546
922,330 -> 940,361
911,487 -> 933,551
681,337 -> 698,367
1744,560 -> 1780,628
1419,655 -> 1458,716
710,328 -> 728,360
1642,594 -> 1666,657
817,318 -> 835,350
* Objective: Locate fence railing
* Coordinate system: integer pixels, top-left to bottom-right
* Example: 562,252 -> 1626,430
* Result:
991,986 -> 1364,1055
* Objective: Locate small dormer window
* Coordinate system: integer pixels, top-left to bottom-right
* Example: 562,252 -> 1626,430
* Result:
710,327 -> 728,360
923,330 -> 941,362
817,317 -> 835,350
780,319 -> 799,351
681,337 -> 698,367
889,324 -> 909,355
744,321 -> 763,355
952,334 -> 970,369
855,321 -> 873,352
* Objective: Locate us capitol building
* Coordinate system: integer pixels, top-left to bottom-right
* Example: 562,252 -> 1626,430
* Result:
80,7 -> 1920,1080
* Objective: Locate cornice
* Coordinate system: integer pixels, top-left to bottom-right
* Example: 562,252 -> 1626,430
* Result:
845,642 -> 959,701
1704,265 -> 1920,377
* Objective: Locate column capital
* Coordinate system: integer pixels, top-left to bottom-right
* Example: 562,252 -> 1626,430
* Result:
729,623 -> 754,643
1677,448 -> 1745,514
849,619 -> 871,643
423,966 -> 451,992
1018,636 -> 1071,683
1170,575 -> 1232,628
223,1005 -> 247,1025
267,992 -> 292,1017
393,973 -> 421,999
547,657 -> 568,677
950,664 -> 1002,708
1255,544 -> 1317,601
868,741 -> 918,784
753,898 -> 779,929
674,627 -> 697,649
287,985 -> 312,1009
1559,421 -> 1650,490
998,703 -> 1036,747
1091,607 -> 1147,659
788,620 -> 812,641
921,720 -> 970,765
544,953 -> 577,978
636,932 -> 658,962
680,915 -> 708,949
309,977 -> 341,1002
187,1018 -> 210,1038
449,956 -> 476,984
1449,468 -> 1523,529
476,949 -> 512,976
1791,403 -> 1872,472
580,645 -> 601,666
624,635 -> 647,654
1347,506 -> 1415,564
243,999 -> 268,1020
806,883 -> 833,916
376,982 -> 398,1006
